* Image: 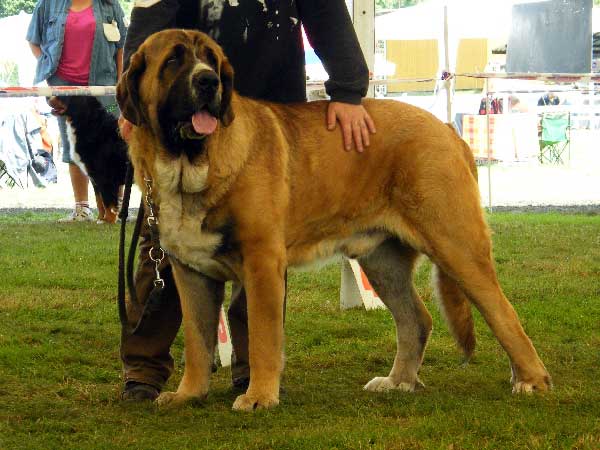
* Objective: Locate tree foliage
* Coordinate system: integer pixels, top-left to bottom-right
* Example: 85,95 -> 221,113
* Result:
118,0 -> 134,19
0,0 -> 37,18
375,0 -> 425,11
0,0 -> 133,18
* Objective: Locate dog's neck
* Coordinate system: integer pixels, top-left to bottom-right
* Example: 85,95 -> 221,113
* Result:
129,116 -> 249,212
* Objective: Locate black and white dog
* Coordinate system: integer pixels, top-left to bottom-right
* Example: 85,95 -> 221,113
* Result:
48,96 -> 128,223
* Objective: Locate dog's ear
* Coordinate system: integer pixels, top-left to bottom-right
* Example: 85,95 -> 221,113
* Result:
117,51 -> 146,126
219,57 -> 235,127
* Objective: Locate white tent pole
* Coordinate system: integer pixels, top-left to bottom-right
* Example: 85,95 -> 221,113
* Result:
485,77 -> 493,211
340,0 -> 375,312
444,4 -> 453,125
353,0 -> 375,98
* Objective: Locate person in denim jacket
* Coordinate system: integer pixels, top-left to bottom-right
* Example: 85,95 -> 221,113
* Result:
26,0 -> 127,222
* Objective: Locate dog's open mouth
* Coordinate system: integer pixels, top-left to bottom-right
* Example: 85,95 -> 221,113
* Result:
47,97 -> 66,116
178,107 -> 218,140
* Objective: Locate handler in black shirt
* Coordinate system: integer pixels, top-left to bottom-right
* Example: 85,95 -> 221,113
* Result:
120,0 -> 375,401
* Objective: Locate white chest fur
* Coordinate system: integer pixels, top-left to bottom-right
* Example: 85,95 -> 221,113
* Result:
66,121 -> 87,176
153,157 -> 235,281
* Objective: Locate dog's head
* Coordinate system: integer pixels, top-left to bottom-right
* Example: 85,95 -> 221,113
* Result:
117,29 -> 235,156
47,95 -> 103,119
47,96 -> 67,116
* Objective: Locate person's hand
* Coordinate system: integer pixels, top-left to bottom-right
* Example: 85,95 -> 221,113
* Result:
118,115 -> 133,142
327,102 -> 376,152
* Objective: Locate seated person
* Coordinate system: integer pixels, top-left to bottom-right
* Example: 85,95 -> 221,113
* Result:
508,95 -> 528,113
538,92 -> 560,106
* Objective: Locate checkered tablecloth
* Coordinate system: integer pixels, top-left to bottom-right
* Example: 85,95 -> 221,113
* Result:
462,113 -> 540,162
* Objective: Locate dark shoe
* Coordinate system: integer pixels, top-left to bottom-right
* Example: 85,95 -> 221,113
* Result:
121,381 -> 160,401
231,376 -> 250,392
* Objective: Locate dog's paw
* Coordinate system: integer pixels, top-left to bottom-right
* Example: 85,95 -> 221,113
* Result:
232,392 -> 279,412
156,391 -> 197,408
511,367 -> 552,394
363,376 -> 424,393
512,377 -> 552,394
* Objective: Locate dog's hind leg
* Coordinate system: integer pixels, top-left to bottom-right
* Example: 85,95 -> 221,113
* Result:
90,183 -> 105,222
358,239 -> 432,392
413,203 -> 551,393
157,258 -> 224,407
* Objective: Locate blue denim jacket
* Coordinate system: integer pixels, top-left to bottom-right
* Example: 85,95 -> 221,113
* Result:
26,0 -> 127,85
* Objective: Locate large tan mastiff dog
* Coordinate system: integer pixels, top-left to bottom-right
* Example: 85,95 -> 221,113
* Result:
117,29 -> 551,411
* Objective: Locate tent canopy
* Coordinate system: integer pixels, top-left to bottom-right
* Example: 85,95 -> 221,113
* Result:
376,0 -> 599,42
375,0 -> 514,41
0,12 -> 36,86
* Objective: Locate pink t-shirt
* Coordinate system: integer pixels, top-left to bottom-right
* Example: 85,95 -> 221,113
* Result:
56,6 -> 96,84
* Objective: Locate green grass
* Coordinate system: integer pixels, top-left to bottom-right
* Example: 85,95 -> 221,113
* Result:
0,211 -> 599,449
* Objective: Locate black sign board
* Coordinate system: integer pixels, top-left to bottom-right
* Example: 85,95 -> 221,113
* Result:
506,0 -> 592,73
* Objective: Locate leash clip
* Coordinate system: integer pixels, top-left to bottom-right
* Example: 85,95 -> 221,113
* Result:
149,246 -> 165,288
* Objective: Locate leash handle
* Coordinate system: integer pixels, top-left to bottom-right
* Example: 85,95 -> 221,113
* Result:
118,168 -> 167,336
118,162 -> 135,330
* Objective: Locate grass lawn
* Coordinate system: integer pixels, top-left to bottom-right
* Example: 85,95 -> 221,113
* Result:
0,210 -> 599,449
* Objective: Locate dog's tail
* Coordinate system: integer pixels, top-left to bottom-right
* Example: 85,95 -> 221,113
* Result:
432,264 -> 476,362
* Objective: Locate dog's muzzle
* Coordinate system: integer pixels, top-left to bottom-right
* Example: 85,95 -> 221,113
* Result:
193,70 -> 219,99
179,70 -> 221,139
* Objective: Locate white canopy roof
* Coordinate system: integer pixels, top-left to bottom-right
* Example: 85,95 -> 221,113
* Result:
0,12 -> 36,86
376,1 -> 600,41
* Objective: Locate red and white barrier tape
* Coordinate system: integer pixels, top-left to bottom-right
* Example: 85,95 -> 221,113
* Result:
0,85 -> 117,98
1,73 -> 599,98
458,72 -> 600,83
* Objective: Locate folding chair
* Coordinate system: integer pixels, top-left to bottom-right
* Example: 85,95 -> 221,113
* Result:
538,112 -> 570,164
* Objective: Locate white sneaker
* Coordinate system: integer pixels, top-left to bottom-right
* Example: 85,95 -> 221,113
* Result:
58,206 -> 94,223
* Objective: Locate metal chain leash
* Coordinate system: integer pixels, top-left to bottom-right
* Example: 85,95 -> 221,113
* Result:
144,177 -> 165,288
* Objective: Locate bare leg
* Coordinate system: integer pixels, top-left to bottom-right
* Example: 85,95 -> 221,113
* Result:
69,163 -> 89,203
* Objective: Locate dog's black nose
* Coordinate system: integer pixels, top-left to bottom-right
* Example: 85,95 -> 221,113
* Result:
194,71 -> 219,93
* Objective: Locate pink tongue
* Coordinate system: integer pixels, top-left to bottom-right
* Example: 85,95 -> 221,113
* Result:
191,111 -> 218,135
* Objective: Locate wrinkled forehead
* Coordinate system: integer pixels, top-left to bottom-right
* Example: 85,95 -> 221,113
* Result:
143,30 -> 224,62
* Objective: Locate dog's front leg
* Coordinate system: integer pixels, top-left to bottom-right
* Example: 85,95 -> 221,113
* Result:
232,245 -> 286,411
157,258 -> 224,407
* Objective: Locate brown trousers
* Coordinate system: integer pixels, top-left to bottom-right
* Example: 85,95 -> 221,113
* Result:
120,221 -> 250,390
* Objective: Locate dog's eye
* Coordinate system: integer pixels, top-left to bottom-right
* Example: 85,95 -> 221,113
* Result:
162,55 -> 179,73
205,49 -> 218,69
163,44 -> 187,70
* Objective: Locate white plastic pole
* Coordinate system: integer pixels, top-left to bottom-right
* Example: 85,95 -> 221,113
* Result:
340,259 -> 385,310
353,0 -> 375,98
217,305 -> 232,367
485,77 -> 493,210
444,4 -> 453,125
